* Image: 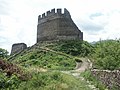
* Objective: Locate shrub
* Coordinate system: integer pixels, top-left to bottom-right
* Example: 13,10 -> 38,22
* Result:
92,39 -> 120,70
48,40 -> 94,57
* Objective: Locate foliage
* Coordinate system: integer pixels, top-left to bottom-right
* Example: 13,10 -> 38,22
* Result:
18,71 -> 92,90
2,39 -> 120,89
80,70 -> 107,90
12,48 -> 76,70
91,39 -> 120,70
10,39 -> 120,70
8,40 -> 94,71
0,48 -> 9,59
0,71 -> 93,90
0,72 -> 21,89
0,59 -> 30,81
47,40 -> 94,57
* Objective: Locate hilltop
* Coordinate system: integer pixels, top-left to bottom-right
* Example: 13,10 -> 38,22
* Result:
9,40 -> 93,70
0,39 -> 120,90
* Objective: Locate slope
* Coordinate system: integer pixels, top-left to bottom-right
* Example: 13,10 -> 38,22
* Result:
1,40 -> 102,90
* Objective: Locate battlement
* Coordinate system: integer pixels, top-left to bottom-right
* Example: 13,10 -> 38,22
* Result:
38,8 -> 71,22
37,8 -> 83,42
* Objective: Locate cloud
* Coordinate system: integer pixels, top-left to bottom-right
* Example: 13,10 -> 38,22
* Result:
75,8 -> 120,42
0,36 -> 7,43
81,21 -> 104,32
0,0 -> 10,15
89,13 -> 103,20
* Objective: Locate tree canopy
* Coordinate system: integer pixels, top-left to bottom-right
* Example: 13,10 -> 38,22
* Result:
0,48 -> 9,59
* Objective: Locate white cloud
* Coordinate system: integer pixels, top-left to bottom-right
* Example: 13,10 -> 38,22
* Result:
0,0 -> 120,53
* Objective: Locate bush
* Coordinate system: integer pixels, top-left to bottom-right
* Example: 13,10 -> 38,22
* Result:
92,39 -> 120,70
12,49 -> 76,70
48,40 -> 94,57
0,72 -> 21,89
0,48 -> 9,59
18,71 -> 93,90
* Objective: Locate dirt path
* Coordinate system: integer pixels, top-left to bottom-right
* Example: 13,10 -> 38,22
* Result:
61,58 -> 99,90
75,58 -> 91,72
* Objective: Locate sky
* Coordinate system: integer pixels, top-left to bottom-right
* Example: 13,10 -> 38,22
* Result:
0,0 -> 120,53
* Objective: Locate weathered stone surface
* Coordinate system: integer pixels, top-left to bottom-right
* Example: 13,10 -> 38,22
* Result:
37,8 -> 83,42
91,69 -> 120,90
11,43 -> 27,55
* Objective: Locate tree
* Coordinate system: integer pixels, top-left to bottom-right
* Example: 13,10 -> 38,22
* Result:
0,48 -> 9,59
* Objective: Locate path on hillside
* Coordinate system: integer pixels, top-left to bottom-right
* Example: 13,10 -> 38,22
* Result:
30,46 -> 98,90
40,46 -> 92,72
39,46 -> 98,90
61,58 -> 98,90
14,43 -> 99,90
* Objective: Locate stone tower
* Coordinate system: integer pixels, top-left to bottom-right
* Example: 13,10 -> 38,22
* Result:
37,8 -> 83,42
11,43 -> 27,55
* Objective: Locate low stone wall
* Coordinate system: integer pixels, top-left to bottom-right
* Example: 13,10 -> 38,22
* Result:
91,69 -> 120,89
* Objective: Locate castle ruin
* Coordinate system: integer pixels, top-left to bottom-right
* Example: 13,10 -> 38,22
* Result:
37,8 -> 83,42
11,43 -> 27,55
11,8 -> 83,55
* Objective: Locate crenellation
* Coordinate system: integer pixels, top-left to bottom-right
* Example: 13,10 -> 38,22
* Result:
38,15 -> 41,21
38,8 -> 71,22
38,15 -> 41,18
57,8 -> 62,14
51,8 -> 55,14
46,10 -> 51,16
42,13 -> 46,18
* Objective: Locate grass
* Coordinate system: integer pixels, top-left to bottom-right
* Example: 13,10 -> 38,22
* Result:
17,71 -> 93,90
80,70 -> 107,90
2,40 -> 110,90
11,48 -> 76,70
0,70 -> 93,90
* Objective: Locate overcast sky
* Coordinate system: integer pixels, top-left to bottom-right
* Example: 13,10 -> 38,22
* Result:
0,0 -> 120,53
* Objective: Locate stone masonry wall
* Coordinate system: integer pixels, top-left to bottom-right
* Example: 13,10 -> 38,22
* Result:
11,43 -> 27,55
91,69 -> 120,89
37,8 -> 83,42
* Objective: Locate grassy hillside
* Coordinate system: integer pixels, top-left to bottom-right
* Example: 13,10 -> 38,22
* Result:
0,40 -> 96,90
9,42 -> 77,70
0,69 -> 93,90
9,39 -> 120,70
1,40 -> 119,89
9,40 -> 93,70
